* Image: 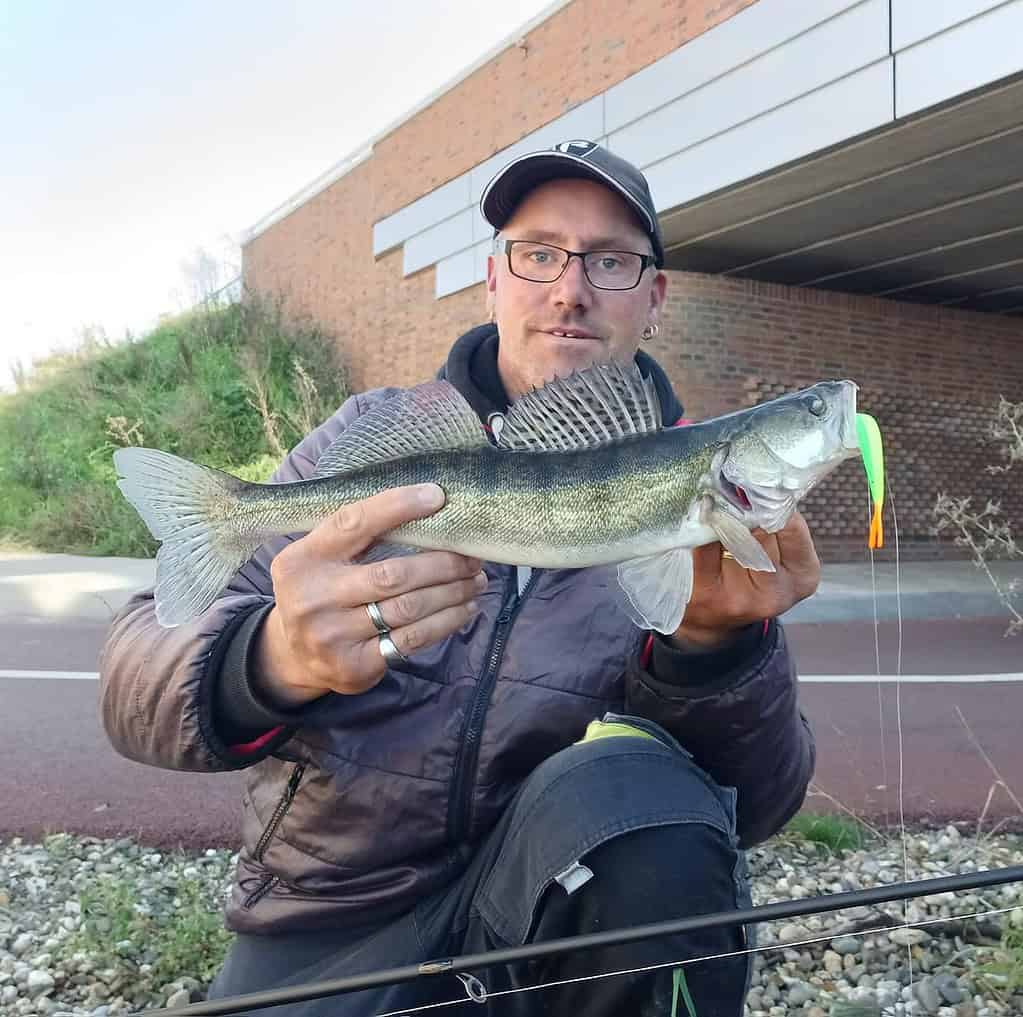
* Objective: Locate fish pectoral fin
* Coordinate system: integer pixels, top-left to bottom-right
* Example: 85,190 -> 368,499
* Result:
616,547 -> 694,635
707,508 -> 776,572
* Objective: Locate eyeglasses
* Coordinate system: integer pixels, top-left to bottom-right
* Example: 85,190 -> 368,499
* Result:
504,240 -> 655,291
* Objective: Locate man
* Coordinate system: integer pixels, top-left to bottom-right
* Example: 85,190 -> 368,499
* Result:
100,141 -> 818,1015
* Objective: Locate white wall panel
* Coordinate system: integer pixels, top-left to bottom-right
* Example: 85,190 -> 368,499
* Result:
605,0 -> 864,134
892,0 -> 1007,51
645,59 -> 893,216
373,173 -> 471,256
472,205 -> 493,243
402,208 -> 475,276
435,240 -> 490,298
610,0 -> 888,172
896,0 -> 1023,117
434,248 -> 476,298
368,0 -> 1023,300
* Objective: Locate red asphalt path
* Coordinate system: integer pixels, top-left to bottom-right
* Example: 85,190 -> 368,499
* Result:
2,615 -> 1021,848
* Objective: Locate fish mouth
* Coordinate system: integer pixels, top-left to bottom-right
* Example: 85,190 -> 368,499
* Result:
840,380 -> 860,452
717,472 -> 753,513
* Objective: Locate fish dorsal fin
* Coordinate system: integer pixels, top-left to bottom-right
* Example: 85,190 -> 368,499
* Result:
314,381 -> 488,477
497,360 -> 662,453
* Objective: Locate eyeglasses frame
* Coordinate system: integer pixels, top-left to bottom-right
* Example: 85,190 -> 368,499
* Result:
503,239 -> 657,291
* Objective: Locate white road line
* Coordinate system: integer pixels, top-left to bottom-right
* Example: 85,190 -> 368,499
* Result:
0,669 -> 1022,683
799,673 -> 1023,684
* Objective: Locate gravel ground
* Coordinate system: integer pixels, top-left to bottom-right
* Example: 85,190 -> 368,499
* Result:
2,825 -> 1023,1016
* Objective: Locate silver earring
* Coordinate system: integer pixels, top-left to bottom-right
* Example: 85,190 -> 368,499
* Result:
641,323 -> 659,342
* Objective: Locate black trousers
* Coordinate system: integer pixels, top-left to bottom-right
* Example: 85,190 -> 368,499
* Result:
209,715 -> 753,1016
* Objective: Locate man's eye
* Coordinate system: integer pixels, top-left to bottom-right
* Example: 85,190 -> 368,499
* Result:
527,250 -> 551,264
599,257 -> 622,270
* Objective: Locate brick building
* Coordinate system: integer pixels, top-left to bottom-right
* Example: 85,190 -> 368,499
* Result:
242,0 -> 1023,562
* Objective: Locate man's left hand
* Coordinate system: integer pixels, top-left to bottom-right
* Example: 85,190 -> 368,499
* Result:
670,511 -> 821,651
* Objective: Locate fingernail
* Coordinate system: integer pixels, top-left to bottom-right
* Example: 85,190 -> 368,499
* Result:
474,572 -> 488,591
418,484 -> 445,509
466,600 -> 480,614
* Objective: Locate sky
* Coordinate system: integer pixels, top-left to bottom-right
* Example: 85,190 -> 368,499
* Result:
0,0 -> 557,387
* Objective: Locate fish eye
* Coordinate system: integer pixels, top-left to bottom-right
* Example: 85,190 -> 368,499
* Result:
806,395 -> 826,417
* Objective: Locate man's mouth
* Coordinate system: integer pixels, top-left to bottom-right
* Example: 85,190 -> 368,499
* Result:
543,328 -> 601,340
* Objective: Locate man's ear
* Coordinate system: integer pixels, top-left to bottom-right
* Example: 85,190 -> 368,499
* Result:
485,255 -> 498,322
649,270 -> 667,320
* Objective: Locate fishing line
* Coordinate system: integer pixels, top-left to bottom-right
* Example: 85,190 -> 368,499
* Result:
135,865 -> 1023,1017
369,901 -> 1023,1016
886,478 -> 913,998
106,893 -> 1023,1017
869,486 -> 890,831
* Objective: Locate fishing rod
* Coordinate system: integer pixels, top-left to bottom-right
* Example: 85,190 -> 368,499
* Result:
145,863 -> 1023,1016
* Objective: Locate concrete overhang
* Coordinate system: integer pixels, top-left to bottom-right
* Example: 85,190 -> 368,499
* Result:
660,75 -> 1023,317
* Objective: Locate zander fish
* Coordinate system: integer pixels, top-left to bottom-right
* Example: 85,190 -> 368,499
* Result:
114,361 -> 862,631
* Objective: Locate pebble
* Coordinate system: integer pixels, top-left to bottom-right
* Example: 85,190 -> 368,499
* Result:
914,976 -> 944,1014
27,968 -> 55,997
4,826 -> 1023,1015
166,987 -> 191,1007
890,926 -> 932,946
778,923 -> 810,944
933,972 -> 964,1004
785,980 -> 816,1005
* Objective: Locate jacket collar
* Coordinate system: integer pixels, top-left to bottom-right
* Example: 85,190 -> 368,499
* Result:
437,323 -> 685,430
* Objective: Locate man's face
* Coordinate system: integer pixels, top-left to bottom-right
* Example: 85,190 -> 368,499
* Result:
486,177 -> 667,401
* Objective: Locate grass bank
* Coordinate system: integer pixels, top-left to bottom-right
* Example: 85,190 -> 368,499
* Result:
0,296 -> 348,557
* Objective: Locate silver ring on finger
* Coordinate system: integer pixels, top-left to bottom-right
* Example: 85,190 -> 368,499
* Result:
378,632 -> 409,667
365,600 -> 390,635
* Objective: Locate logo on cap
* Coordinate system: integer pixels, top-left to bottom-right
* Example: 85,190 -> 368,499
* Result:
554,140 -> 598,159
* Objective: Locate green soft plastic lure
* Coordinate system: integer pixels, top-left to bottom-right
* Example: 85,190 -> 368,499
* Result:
856,412 -> 885,549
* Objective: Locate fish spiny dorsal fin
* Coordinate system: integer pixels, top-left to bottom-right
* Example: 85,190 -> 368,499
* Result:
314,380 -> 489,477
497,360 -> 662,453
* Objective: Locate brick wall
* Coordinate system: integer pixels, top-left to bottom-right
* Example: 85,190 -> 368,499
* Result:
243,0 -> 1023,562
371,0 -> 758,219
245,0 -> 762,382
657,275 -> 1023,563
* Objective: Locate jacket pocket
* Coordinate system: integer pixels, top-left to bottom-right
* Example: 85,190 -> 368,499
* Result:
253,762 -> 306,863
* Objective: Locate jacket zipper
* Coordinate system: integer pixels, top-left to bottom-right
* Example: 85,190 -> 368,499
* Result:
447,571 -> 537,844
254,762 -> 306,861
243,762 -> 305,910
242,875 -> 278,910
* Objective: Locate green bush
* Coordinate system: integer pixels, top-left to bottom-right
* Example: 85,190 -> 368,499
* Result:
0,294 -> 348,556
72,857 -> 234,986
783,812 -> 873,854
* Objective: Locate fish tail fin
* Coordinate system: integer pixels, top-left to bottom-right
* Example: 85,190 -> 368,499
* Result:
114,448 -> 262,626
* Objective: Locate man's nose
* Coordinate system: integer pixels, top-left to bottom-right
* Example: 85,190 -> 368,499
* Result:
550,254 -> 593,307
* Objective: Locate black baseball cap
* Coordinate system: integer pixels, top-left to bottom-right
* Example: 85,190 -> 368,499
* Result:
480,140 -> 665,268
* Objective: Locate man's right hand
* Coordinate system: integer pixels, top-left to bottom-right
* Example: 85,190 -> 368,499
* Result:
253,483 -> 485,708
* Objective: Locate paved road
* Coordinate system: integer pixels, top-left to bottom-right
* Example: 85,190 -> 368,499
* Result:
3,610 -> 1021,848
